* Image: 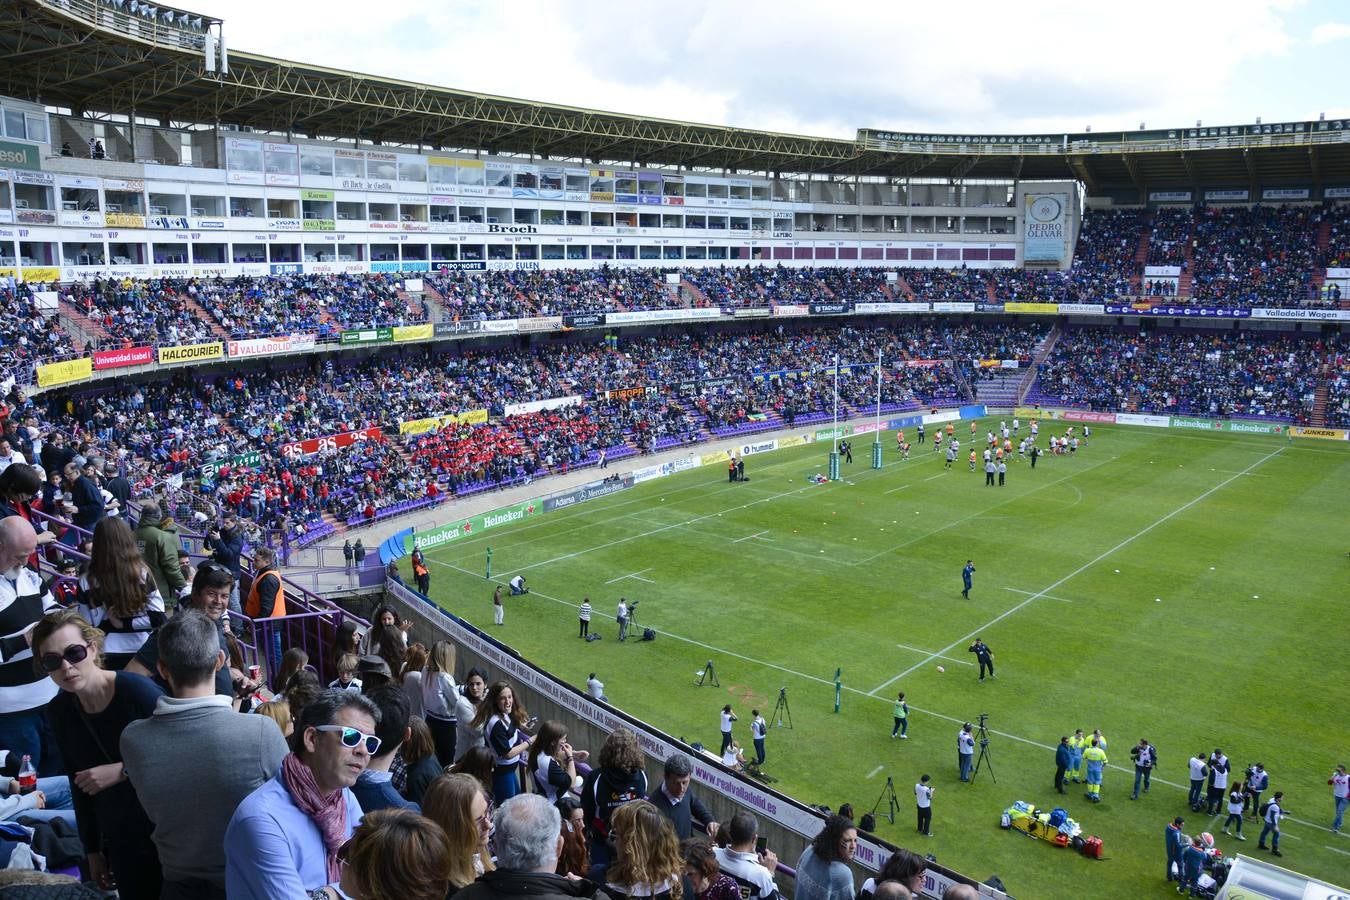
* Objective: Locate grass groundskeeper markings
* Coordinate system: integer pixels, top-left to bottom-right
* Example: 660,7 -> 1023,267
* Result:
895,642 -> 974,666
865,446 -> 1285,696
1003,587 -> 1075,604
428,553 -> 1339,837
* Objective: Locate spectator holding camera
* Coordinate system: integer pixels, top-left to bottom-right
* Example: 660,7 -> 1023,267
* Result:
713,811 -> 780,900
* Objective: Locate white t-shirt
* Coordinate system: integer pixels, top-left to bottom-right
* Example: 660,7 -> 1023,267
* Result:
915,783 -> 933,808
721,711 -> 734,733
958,730 -> 975,754
1333,772 -> 1350,800
587,677 -> 605,699
509,575 -> 525,591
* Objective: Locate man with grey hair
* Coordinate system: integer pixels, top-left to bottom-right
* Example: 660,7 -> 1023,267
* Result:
455,793 -> 610,900
0,516 -> 60,774
648,752 -> 719,840
121,610 -> 289,900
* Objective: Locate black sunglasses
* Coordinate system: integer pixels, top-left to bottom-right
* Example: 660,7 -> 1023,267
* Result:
40,643 -> 90,673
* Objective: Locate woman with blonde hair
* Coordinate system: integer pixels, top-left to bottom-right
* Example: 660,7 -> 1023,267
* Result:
35,608 -> 163,897
606,800 -> 684,900
421,772 -> 495,891
337,807 -> 451,900
421,640 -> 458,766
76,517 -> 167,670
254,698 -> 293,738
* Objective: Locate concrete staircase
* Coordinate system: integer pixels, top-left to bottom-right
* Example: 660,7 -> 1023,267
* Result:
1310,379 -> 1330,427
894,273 -> 914,300
1131,229 -> 1151,294
679,278 -> 712,308
181,294 -> 231,340
971,370 -> 1023,408
1014,323 -> 1062,405
1310,220 -> 1332,303
1176,242 -> 1196,298
57,299 -> 114,349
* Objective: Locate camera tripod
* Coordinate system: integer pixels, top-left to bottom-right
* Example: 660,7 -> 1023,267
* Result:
972,713 -> 995,783
696,660 -> 719,687
771,686 -> 792,729
870,776 -> 900,825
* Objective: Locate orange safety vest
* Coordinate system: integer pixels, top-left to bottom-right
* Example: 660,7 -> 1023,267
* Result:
245,568 -> 286,618
413,556 -> 428,578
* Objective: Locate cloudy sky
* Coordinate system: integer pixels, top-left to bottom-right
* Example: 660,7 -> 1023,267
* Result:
216,0 -> 1347,138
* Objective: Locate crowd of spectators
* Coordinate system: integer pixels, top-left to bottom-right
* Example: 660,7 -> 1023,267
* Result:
6,227 -> 1346,376
1188,206 -> 1323,307
0,282 -> 82,373
8,311 -> 1347,550
63,278 -> 219,347
1146,207 -> 1195,267
1065,208 -> 1145,302
61,274 -> 427,348
1323,203 -> 1350,270
1031,326 -> 1344,421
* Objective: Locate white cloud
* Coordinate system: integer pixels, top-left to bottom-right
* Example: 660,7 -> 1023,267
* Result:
216,0 -> 1310,138
1310,21 -> 1350,43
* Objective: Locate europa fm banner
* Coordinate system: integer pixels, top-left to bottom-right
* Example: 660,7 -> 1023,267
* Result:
35,356 -> 93,388
279,425 -> 384,459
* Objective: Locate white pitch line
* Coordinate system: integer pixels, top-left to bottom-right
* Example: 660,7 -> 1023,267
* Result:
425,557 -> 1341,837
1323,843 -> 1350,857
895,642 -> 974,666
882,484 -> 912,495
604,568 -> 653,585
866,445 -> 1286,696
866,765 -> 885,779
1004,587 -> 1075,604
732,531 -> 768,543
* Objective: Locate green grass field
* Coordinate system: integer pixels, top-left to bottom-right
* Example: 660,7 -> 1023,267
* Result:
421,423 -> 1350,898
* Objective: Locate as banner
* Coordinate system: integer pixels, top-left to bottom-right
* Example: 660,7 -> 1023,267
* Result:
399,409 -> 489,435
158,342 -> 224,364
36,356 -> 93,388
280,426 -> 384,459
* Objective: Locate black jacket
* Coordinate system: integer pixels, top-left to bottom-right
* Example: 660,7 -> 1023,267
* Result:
453,869 -> 612,900
647,785 -> 714,840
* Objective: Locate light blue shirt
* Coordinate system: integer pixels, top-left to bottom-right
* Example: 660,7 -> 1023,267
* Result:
224,771 -> 362,899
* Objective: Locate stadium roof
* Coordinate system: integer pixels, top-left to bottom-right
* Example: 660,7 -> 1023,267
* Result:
4,0 -> 1350,192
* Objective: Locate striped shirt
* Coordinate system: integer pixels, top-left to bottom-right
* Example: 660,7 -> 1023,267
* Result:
0,567 -> 59,713
75,573 -> 167,670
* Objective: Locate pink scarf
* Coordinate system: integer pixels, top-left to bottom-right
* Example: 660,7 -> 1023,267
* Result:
280,752 -> 349,884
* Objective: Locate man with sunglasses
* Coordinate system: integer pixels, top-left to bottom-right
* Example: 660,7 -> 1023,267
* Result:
121,610 -> 290,900
226,689 -> 379,900
0,517 -> 61,775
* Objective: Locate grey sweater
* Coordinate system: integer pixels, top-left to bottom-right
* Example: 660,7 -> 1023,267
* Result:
120,694 -> 290,885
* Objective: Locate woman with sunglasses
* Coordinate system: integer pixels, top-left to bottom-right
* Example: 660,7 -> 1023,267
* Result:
225,689 -> 380,900
34,608 -> 164,898
422,771 -> 496,892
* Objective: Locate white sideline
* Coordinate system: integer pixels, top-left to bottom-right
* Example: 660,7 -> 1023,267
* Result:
864,445 -> 1286,698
